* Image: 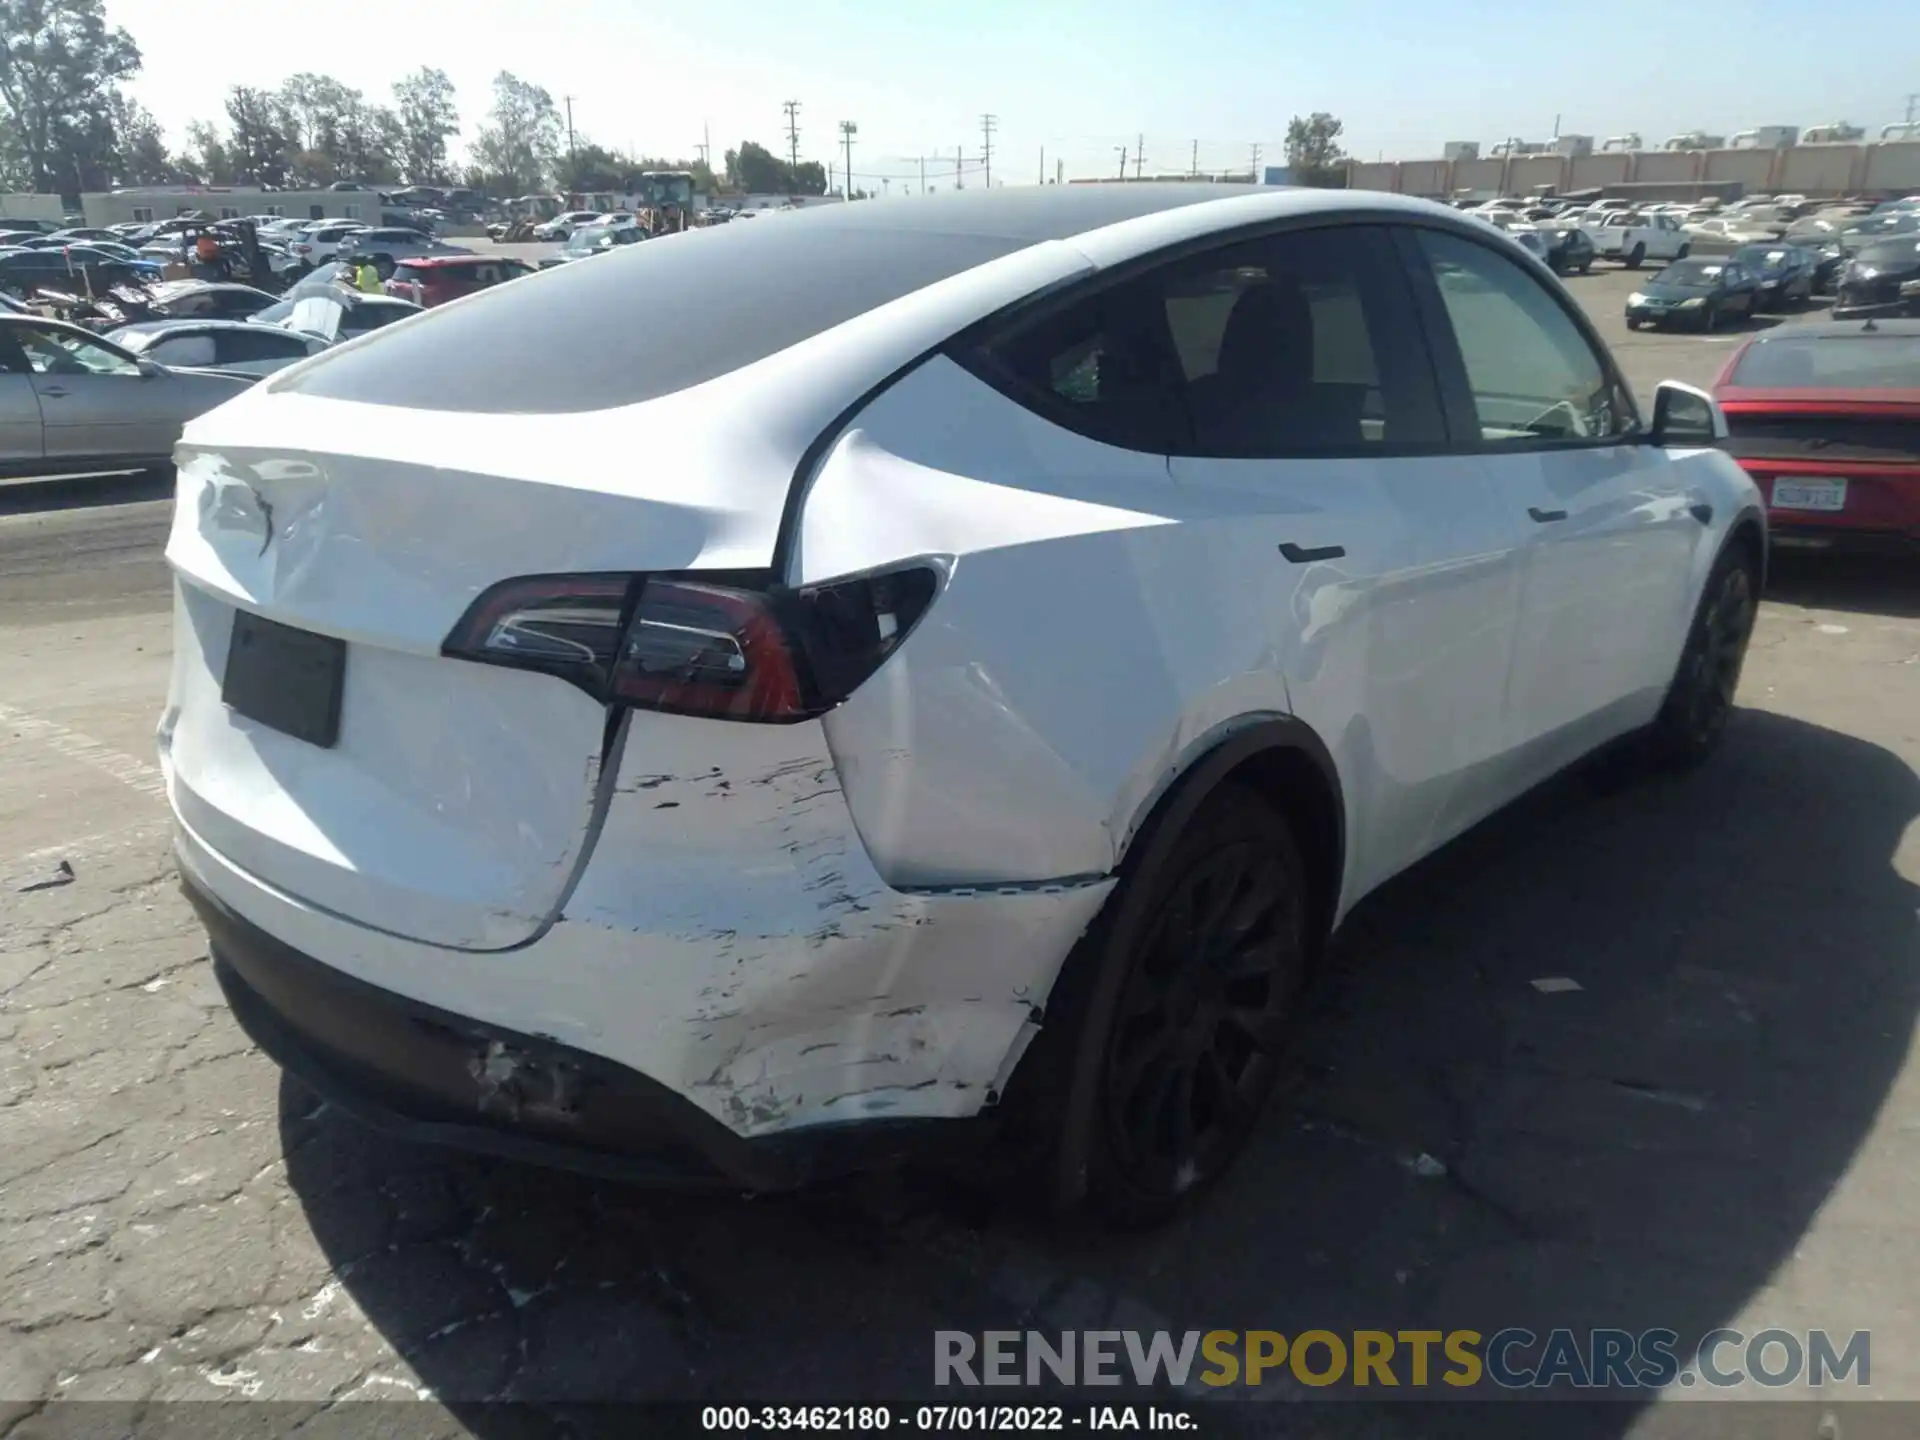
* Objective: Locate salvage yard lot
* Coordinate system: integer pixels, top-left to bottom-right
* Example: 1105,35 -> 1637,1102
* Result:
3,265 -> 1918,1432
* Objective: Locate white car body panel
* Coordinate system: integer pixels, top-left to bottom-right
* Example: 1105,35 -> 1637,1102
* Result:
1591,213 -> 1691,261
161,185 -> 1769,1152
169,710 -> 1112,1135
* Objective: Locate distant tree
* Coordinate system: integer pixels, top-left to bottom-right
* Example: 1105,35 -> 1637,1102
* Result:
224,85 -> 290,185
723,140 -> 786,195
392,66 -> 457,185
470,71 -> 561,194
1284,112 -> 1348,187
179,119 -> 233,184
279,72 -> 352,154
558,141 -> 625,194
287,147 -> 339,187
106,93 -> 172,184
790,159 -> 827,196
0,0 -> 141,194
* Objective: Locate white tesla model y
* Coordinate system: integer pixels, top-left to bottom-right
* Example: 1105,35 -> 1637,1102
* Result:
161,185 -> 1763,1222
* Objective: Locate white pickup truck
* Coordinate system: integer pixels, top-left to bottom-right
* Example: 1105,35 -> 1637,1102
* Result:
1584,210 -> 1691,268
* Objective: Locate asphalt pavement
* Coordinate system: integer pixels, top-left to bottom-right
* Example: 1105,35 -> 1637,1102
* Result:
3,262 -> 1919,1436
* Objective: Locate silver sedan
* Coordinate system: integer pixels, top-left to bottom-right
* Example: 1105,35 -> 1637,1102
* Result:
0,314 -> 252,480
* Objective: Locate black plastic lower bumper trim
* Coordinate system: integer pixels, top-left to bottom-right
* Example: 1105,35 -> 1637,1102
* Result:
182,866 -> 958,1192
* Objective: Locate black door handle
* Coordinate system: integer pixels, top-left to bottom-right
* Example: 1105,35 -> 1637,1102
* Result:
1528,507 -> 1567,523
1278,542 -> 1345,563
1689,502 -> 1713,525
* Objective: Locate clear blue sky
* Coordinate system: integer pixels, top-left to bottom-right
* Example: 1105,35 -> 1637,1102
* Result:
109,0 -> 1916,186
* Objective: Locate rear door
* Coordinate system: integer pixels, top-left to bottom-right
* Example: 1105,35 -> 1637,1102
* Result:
1159,224 -> 1531,897
1401,226 -> 1703,787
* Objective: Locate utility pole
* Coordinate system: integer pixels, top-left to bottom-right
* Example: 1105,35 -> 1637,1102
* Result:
839,120 -> 857,199
1115,145 -> 1127,179
980,113 -> 997,188
783,100 -> 802,174
1135,133 -> 1144,180
1908,92 -> 1920,124
563,96 -> 577,165
1191,139 -> 1198,178
1039,145 -> 1044,184
920,154 -> 928,193
956,147 -> 963,190
1248,142 -> 1263,181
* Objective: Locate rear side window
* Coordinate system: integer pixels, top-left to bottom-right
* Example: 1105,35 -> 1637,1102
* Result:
1412,228 -> 1637,445
958,224 -> 1446,457
149,334 -> 217,368
216,329 -> 310,364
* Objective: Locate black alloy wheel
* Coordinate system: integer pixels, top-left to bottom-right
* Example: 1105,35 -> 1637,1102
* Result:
1091,787 -> 1307,1223
1652,552 -> 1758,766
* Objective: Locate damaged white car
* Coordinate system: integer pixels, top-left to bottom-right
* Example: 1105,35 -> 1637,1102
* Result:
162,185 -> 1764,1222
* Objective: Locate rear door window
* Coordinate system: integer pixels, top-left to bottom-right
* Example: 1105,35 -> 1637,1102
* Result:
148,333 -> 218,368
215,329 -> 312,365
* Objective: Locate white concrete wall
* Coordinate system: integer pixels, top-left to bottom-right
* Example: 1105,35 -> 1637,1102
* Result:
0,193 -> 68,223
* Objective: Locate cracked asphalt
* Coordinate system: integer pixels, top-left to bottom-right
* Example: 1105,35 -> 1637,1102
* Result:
3,272 -> 1919,1437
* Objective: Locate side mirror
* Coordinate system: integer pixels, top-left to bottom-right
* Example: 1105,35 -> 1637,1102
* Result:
1648,380 -> 1727,446
135,356 -> 165,378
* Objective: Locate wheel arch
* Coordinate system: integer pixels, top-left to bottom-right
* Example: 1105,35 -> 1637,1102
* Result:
1114,715 -> 1347,954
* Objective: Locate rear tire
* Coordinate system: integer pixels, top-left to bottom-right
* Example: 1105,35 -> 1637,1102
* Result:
1000,783 -> 1312,1228
1646,547 -> 1759,770
1627,242 -> 1647,269
1579,256 -> 1594,275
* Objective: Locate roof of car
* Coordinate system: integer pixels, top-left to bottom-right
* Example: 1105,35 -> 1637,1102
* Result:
152,280 -> 274,297
393,254 -> 502,267
112,318 -> 294,337
1743,319 -> 1920,342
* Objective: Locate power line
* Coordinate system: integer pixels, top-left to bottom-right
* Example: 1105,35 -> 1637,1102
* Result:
783,100 -> 802,174
980,113 -> 997,188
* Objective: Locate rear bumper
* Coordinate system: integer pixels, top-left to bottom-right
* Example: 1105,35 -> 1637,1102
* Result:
1740,466 -> 1920,542
168,700 -> 1114,1153
186,866 -> 939,1190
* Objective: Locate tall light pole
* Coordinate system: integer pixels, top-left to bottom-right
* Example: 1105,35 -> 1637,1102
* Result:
980,114 -> 997,187
840,120 -> 858,199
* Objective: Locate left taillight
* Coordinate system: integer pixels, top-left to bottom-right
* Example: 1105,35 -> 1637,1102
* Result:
442,564 -> 942,724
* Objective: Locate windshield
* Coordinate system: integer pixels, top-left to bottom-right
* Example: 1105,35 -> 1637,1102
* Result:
1732,246 -> 1793,269
1655,260 -> 1722,287
1730,336 -> 1920,389
564,224 -> 613,253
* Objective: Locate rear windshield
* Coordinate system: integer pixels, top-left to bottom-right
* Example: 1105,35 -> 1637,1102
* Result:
1730,336 -> 1920,389
280,216 -> 1031,412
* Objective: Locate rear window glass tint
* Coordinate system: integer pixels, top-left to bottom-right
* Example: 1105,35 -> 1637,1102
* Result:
1730,336 -> 1920,389
280,220 -> 1030,412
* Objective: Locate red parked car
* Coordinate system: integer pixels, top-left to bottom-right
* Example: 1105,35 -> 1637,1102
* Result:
1713,319 -> 1920,547
384,255 -> 535,308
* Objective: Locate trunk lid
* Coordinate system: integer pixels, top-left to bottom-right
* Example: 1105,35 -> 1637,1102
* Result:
160,388 -> 803,952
